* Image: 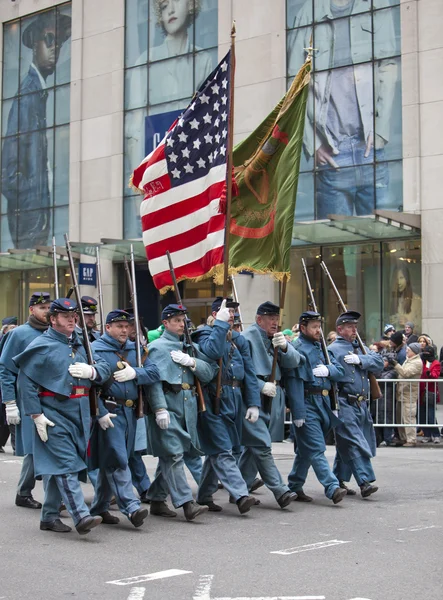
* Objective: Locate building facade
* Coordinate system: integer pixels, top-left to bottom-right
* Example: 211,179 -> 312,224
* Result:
0,0 -> 440,346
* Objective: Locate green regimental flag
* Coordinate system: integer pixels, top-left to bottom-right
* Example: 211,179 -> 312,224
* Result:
226,57 -> 311,282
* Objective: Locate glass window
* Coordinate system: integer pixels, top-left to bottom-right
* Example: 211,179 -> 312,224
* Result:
53,205 -> 69,244
314,0 -> 372,22
375,57 -> 402,161
314,15 -> 372,71
287,25 -> 312,78
287,0 -> 313,29
124,196 -> 143,239
315,163 -> 375,219
124,108 -> 148,190
294,172 -> 314,222
125,0 -> 149,68
376,160 -> 402,211
195,0 -> 218,50
148,55 -> 195,106
1,3 -> 71,250
125,65 -> 148,110
382,240 -> 422,333
373,6 -> 400,60
2,22 -> 20,100
195,47 -> 217,89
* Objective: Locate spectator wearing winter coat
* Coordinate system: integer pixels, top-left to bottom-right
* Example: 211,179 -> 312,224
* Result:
418,346 -> 441,443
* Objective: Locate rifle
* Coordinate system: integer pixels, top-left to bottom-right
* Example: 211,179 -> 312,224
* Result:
96,246 -> 105,335
64,234 -> 98,417
320,261 -> 382,401
125,246 -> 145,420
52,237 -> 59,300
301,259 -> 339,412
166,251 -> 206,413
231,275 -> 243,332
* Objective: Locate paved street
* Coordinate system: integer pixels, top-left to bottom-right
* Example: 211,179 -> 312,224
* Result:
1,441 -> 442,600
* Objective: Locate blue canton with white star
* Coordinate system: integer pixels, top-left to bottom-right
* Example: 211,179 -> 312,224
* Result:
164,52 -> 231,187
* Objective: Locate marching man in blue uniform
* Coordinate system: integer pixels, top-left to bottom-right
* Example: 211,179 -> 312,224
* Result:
328,311 -> 384,498
146,304 -> 217,521
0,292 -> 52,510
75,296 -> 101,343
89,309 -> 160,528
288,311 -> 347,504
240,301 -> 302,508
13,298 -> 111,535
193,297 -> 260,515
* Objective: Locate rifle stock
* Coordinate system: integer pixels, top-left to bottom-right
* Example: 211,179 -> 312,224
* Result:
166,251 -> 206,413
301,259 -> 339,412
320,261 -> 382,400
64,235 -> 98,417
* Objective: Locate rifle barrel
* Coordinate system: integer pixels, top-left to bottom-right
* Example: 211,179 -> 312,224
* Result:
96,246 -> 105,335
52,237 -> 59,300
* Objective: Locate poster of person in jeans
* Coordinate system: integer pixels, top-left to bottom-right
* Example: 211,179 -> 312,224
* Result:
287,0 -> 400,218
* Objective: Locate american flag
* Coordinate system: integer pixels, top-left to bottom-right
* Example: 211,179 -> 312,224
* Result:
131,51 -> 232,292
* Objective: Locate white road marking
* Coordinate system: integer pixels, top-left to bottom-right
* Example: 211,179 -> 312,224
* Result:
193,575 -> 326,600
107,569 -> 192,586
127,588 -> 145,600
2,459 -> 22,464
271,539 -> 351,555
398,525 -> 440,532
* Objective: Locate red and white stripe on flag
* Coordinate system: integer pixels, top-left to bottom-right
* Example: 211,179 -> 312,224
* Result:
131,52 -> 231,292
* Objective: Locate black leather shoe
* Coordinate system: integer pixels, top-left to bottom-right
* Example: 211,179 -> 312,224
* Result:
75,515 -> 102,535
249,478 -> 264,493
129,507 -> 149,527
229,495 -> 260,506
150,501 -> 177,517
236,495 -> 256,514
0,447 -> 5,453
182,500 -> 208,521
277,491 -> 296,509
294,490 -> 313,502
98,511 -> 120,524
360,482 -> 379,498
139,490 -> 151,504
198,501 -> 222,512
339,481 -> 357,496
40,518 -> 72,533
332,487 -> 347,504
16,494 -> 42,509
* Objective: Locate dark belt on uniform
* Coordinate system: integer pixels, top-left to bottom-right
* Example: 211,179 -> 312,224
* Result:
345,394 -> 366,405
103,397 -> 137,408
162,382 -> 196,395
258,377 -> 281,387
221,379 -> 242,388
304,387 -> 329,397
39,386 -> 90,399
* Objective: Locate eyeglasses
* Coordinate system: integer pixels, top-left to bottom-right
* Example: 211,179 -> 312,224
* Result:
43,32 -> 57,48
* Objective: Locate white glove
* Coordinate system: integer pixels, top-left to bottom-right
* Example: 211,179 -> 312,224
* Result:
68,362 -> 95,380
272,331 -> 287,350
262,382 -> 277,397
5,401 -> 21,425
313,364 -> 329,377
33,413 -> 55,442
344,354 -> 361,365
294,419 -> 305,428
216,299 -> 231,323
113,364 -> 137,382
170,350 -> 196,368
333,410 -> 339,417
98,413 -> 116,430
156,409 -> 170,430
245,406 -> 259,423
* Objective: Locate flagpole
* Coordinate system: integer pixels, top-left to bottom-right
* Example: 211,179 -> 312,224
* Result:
221,22 -> 236,298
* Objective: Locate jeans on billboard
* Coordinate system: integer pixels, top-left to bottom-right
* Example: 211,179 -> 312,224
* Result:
316,137 -> 389,219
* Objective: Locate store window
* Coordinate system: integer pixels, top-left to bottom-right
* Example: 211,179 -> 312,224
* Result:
286,0 -> 402,222
1,4 -> 72,251
123,0 -> 218,239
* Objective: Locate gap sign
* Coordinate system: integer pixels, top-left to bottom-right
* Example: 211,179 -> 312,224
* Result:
79,263 -> 97,287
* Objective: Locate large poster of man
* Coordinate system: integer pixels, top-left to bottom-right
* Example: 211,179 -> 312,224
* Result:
287,0 -> 402,219
1,5 -> 71,250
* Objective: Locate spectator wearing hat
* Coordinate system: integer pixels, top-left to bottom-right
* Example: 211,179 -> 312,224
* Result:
388,342 -> 422,447
2,11 -> 71,248
13,298 -> 110,535
0,293 -> 51,510
389,331 -> 407,365
194,298 -> 268,513
404,322 -> 418,345
328,311 -> 384,498
287,311 -> 347,505
145,304 -> 217,521
75,296 -> 101,343
0,317 -> 18,341
89,310 -> 160,528
382,324 -> 396,341
417,345 -> 441,444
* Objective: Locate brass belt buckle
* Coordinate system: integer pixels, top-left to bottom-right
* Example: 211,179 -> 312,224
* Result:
322,389 -> 329,397
357,395 -> 365,403
125,399 -> 134,408
182,383 -> 190,390
116,361 -> 126,370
